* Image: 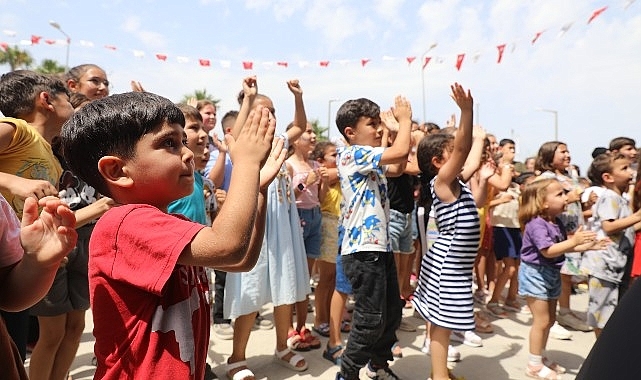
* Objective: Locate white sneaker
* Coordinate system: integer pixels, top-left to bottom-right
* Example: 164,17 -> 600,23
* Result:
212,323 -> 234,340
451,330 -> 483,347
421,338 -> 461,362
557,311 -> 593,332
549,321 -> 573,340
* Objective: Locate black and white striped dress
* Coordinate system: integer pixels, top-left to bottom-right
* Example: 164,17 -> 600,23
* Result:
412,178 -> 481,330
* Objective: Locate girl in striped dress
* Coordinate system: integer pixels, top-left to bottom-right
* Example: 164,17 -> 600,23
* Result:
412,83 -> 479,380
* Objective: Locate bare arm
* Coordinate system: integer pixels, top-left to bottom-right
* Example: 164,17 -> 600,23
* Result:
541,226 -> 601,258
460,126 -> 487,182
381,96 -> 412,170
206,136 -> 228,189
73,196 -> 115,228
285,80 -> 307,144
230,76 -> 257,138
601,209 -> 641,235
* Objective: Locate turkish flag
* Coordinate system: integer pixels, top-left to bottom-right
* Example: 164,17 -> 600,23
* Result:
455,54 -> 465,71
361,59 -> 371,67
156,54 -> 167,61
31,35 -> 42,44
242,61 -> 253,70
319,61 -> 330,67
277,61 -> 288,67
406,56 -> 416,65
496,44 -> 506,63
199,59 -> 211,67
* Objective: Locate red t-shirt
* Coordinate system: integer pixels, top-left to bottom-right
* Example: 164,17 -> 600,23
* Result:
90,204 -> 208,380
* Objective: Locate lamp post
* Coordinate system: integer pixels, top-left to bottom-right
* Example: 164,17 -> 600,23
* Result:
537,108 -> 558,141
327,99 -> 340,140
49,21 -> 70,70
420,43 -> 438,122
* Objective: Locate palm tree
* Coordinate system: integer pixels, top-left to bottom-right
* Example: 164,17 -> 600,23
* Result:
180,88 -> 220,105
310,119 -> 328,141
35,59 -> 65,74
0,46 -> 34,71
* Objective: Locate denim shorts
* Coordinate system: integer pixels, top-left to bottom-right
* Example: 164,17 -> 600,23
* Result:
335,252 -> 353,295
518,261 -> 561,300
298,206 -> 321,259
389,209 -> 414,254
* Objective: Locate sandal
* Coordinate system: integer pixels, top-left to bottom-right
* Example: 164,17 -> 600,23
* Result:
322,344 -> 344,365
312,323 -> 330,337
503,300 -> 521,312
298,326 -> 321,349
525,364 -> 559,379
286,330 -> 311,351
486,302 -> 508,318
273,348 -> 308,372
391,341 -> 403,358
474,311 -> 494,334
543,357 -> 566,374
340,319 -> 352,333
226,359 -> 255,380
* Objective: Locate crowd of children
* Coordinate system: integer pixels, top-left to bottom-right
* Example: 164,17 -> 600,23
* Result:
1,65 -> 640,380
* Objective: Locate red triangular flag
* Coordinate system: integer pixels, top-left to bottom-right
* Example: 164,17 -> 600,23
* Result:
422,56 -> 432,70
31,35 -> 42,44
156,54 -> 167,61
45,39 -> 56,45
319,61 -> 330,67
0,42 -> 8,51
361,59 -> 371,67
104,45 -> 117,51
277,61 -> 288,68
242,61 -> 253,70
532,31 -> 544,44
406,56 -> 416,65
455,54 -> 465,71
198,59 -> 211,67
496,44 -> 506,64
588,6 -> 608,24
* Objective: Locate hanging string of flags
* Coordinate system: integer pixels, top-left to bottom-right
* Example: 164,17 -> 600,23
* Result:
0,3 -> 633,71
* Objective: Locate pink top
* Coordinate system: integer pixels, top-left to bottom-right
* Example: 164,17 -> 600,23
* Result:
289,159 -> 321,209
0,194 -> 23,267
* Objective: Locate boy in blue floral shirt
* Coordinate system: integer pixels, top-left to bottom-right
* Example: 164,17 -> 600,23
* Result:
335,95 -> 412,380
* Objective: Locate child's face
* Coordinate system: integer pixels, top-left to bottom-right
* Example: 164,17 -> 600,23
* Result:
184,117 -> 209,171
199,104 -> 217,133
321,145 -> 337,168
347,116 -> 382,147
552,144 -> 571,171
295,123 -> 316,154
608,158 -> 635,193
544,180 -> 568,217
125,121 -> 195,209
616,144 -> 638,164
500,143 -> 515,163
73,67 -> 109,100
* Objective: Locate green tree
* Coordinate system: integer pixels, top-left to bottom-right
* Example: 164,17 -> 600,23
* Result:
0,46 -> 33,71
180,88 -> 220,105
35,59 -> 65,74
310,119 -> 328,141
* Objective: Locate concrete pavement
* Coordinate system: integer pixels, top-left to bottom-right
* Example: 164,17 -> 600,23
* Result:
29,289 -> 596,379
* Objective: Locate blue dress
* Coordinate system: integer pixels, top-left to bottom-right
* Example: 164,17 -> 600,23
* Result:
412,178 -> 480,330
224,153 -> 310,319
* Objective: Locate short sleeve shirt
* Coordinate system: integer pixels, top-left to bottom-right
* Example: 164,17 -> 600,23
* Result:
0,194 -> 22,267
520,216 -> 566,268
337,145 -> 390,255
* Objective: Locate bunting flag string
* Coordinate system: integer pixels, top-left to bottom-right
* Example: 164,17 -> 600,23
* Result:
0,3 -> 632,72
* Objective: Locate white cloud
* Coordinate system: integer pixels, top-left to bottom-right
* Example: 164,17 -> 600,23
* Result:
120,15 -> 167,50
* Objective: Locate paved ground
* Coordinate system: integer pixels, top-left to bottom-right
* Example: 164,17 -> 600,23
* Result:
27,289 -> 596,380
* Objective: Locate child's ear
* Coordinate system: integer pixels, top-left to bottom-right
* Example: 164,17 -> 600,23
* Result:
431,155 -> 443,170
344,126 -> 355,140
602,172 -> 614,184
98,156 -> 133,189
37,91 -> 54,112
67,79 -> 79,93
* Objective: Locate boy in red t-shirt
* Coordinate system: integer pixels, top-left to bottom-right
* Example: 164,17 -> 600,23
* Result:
60,91 -> 284,379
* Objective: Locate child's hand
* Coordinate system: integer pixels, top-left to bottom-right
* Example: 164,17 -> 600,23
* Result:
186,97 -> 198,108
211,133 -> 228,153
472,125 -> 486,140
446,114 -> 457,128
243,76 -> 257,99
391,95 -> 412,124
226,106 -> 275,169
319,166 -> 329,184
9,177 -> 59,201
130,80 -> 146,92
479,161 -> 496,181
380,110 -> 399,132
450,83 -> 473,112
259,137 -> 287,191
571,226 -> 597,246
287,79 -> 303,97
20,196 -> 77,268
215,189 -> 227,206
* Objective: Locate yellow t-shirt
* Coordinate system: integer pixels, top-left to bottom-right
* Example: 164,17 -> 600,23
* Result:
320,182 -> 341,217
0,117 -> 62,217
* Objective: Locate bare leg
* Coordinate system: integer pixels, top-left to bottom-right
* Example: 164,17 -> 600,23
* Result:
50,310 -> 86,380
558,273 -> 573,310
314,261 -> 336,330
430,324 -> 451,380
275,304 -> 306,368
328,290 -> 348,348
527,297 -> 556,355
29,315 -> 66,380
227,311 -> 257,379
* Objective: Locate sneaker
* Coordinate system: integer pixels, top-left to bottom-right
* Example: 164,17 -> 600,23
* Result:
421,338 -> 461,362
451,330 -> 483,347
212,323 -> 234,340
253,314 -> 274,330
557,311 -> 593,332
365,362 -> 400,379
398,319 -> 416,332
549,321 -> 573,340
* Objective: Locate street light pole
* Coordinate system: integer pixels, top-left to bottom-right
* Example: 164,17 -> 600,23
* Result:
327,99 -> 339,140
420,43 -> 438,122
49,21 -> 70,70
537,108 -> 558,141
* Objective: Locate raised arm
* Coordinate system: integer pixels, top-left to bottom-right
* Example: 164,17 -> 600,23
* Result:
284,79 -> 307,144
230,76 -> 257,138
380,95 -> 412,168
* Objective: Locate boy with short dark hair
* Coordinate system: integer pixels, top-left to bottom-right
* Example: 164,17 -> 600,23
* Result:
334,95 -> 412,380
60,91 -> 285,379
582,152 -> 641,337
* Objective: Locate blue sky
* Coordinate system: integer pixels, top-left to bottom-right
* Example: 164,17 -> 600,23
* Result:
1,0 -> 639,173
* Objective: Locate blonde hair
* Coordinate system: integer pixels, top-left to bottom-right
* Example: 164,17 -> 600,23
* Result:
518,178 -> 558,229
